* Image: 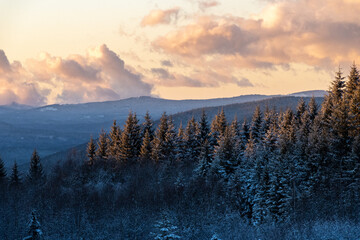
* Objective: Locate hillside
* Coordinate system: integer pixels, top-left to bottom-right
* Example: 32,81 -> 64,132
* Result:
0,94 -> 278,167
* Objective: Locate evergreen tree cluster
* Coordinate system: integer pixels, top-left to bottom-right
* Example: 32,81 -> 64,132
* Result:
85,65 -> 360,224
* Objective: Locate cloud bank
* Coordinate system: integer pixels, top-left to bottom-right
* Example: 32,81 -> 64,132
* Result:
154,0 -> 360,69
0,45 -> 152,106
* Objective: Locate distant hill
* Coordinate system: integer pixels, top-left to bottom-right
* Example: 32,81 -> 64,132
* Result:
169,96 -> 324,128
288,90 -> 327,98
1,94 -> 278,168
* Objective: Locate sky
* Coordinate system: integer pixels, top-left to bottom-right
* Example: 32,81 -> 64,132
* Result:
1,0 -> 360,106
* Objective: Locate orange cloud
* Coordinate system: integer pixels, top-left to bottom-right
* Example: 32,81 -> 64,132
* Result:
153,0 -> 360,69
0,45 -> 152,106
141,8 -> 180,27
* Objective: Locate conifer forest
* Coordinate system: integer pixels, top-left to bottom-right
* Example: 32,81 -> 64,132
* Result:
1,66 -> 360,239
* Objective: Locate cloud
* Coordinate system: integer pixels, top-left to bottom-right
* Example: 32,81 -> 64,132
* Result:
198,1 -> 219,11
161,60 -> 173,67
236,78 -> 254,87
150,66 -> 254,88
153,0 -> 360,69
0,45 -> 152,106
0,50 -> 11,73
141,8 -> 180,27
151,68 -> 174,80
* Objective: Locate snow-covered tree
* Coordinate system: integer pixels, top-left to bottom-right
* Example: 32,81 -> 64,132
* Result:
23,211 -> 44,240
184,117 -> 200,163
150,212 -> 181,240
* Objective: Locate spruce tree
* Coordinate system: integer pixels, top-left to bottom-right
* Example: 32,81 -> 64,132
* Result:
142,111 -> 154,141
198,110 -> 210,145
345,63 -> 360,100
28,149 -> 44,184
96,129 -> 108,160
239,119 -> 250,152
184,117 -> 200,163
212,127 -> 237,178
164,116 -> 177,164
23,211 -> 44,240
175,123 -> 186,164
152,112 -> 169,164
295,98 -> 306,127
308,96 -> 318,123
119,112 -> 141,165
196,139 -> 213,178
107,120 -> 121,159
150,212 -> 181,240
249,106 -> 262,143
9,161 -> 21,188
87,136 -> 96,166
277,109 -> 295,155
330,67 -> 346,104
349,85 -> 360,137
139,129 -> 152,163
211,108 -> 227,141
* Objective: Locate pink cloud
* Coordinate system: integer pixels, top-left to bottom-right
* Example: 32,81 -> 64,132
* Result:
141,8 -> 180,26
153,0 -> 360,69
0,45 -> 152,106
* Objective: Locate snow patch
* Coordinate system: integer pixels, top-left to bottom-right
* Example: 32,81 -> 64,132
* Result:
39,106 -> 58,112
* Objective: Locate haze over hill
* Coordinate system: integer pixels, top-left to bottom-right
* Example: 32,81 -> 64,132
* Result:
0,91 -> 326,168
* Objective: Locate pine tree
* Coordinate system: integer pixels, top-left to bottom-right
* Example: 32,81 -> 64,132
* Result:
277,109 -> 295,155
150,212 -> 181,240
175,123 -> 186,164
211,108 -> 227,141
249,106 -> 262,143
28,149 -> 44,184
295,98 -> 306,127
119,112 -> 141,165
349,85 -> 360,137
198,110 -> 210,145
330,67 -> 346,104
107,120 -> 121,159
10,161 -> 21,188
142,111 -> 154,141
87,136 -> 96,166
164,116 -> 177,164
184,116 -> 200,163
212,127 -> 237,178
23,211 -> 44,240
239,119 -> 250,152
96,129 -> 108,160
345,63 -> 360,100
308,96 -> 318,123
152,113 -> 169,164
139,129 -> 152,163
196,139 -> 213,178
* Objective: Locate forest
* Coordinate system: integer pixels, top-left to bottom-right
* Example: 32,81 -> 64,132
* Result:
1,65 -> 360,239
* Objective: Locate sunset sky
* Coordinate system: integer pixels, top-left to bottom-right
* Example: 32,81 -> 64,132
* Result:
1,0 -> 360,106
